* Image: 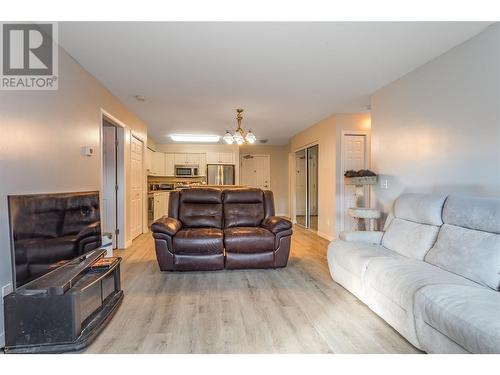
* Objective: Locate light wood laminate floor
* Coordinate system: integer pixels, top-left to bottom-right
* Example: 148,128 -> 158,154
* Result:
85,226 -> 420,354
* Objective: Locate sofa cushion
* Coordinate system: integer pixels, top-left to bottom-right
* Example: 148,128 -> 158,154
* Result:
394,193 -> 447,226
223,189 -> 265,228
327,240 -> 400,278
173,228 -> 224,255
179,203 -> 223,228
382,218 -> 440,260
364,257 -> 479,313
224,227 -> 275,253
414,284 -> 500,353
425,224 -> 500,290
443,195 -> 500,234
178,188 -> 223,228
414,318 -> 469,353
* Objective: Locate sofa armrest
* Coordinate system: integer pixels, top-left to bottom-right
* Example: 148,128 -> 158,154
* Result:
76,222 -> 100,240
261,216 -> 292,234
151,217 -> 182,236
339,231 -> 384,245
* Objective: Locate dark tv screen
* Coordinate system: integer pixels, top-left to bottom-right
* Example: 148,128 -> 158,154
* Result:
8,191 -> 102,288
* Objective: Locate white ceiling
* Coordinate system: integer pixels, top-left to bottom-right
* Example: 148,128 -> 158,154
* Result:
59,22 -> 491,145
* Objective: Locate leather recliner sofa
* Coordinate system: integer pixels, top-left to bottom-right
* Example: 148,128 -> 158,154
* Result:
151,187 -> 293,271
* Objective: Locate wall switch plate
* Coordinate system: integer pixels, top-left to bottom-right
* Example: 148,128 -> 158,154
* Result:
380,179 -> 388,189
2,283 -> 13,304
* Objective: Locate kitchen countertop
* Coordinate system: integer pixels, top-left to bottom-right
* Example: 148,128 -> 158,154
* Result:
149,185 -> 246,194
203,185 -> 247,188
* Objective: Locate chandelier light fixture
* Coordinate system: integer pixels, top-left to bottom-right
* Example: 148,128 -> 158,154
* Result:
223,109 -> 256,145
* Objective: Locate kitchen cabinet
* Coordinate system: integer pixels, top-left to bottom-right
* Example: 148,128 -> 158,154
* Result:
187,153 -> 200,164
198,153 -> 207,176
174,153 -> 188,165
165,153 -> 175,176
153,191 -> 170,221
148,152 -> 213,176
146,148 -> 154,175
206,152 -> 235,165
174,153 -> 202,165
152,151 -> 165,176
220,152 -> 235,164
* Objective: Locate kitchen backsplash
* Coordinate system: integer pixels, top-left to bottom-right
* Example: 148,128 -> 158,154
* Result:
148,176 -> 207,184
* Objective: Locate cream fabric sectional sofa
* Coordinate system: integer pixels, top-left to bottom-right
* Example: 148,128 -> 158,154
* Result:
327,193 -> 500,353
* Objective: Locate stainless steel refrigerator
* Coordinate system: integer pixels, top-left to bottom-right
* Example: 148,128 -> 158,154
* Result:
207,164 -> 235,185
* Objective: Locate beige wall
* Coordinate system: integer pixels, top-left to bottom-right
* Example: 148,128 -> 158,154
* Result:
239,144 -> 290,216
371,23 -> 500,215
290,113 -> 370,240
0,46 -> 148,345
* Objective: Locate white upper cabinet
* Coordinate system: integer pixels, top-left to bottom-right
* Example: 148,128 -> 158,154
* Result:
174,153 -> 202,166
148,151 -> 231,176
198,153 -> 207,176
187,153 -> 200,164
220,152 -> 235,164
146,148 -> 154,175
152,151 -> 166,176
174,153 -> 187,165
165,153 -> 175,176
206,152 -> 219,164
206,152 -> 235,164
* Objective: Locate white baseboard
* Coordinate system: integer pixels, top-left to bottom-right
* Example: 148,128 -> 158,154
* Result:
276,213 -> 290,218
317,231 -> 335,241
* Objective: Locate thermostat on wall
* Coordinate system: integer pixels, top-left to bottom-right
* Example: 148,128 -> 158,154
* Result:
83,146 -> 95,157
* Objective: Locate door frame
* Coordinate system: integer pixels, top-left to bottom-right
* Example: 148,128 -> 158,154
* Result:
130,133 -> 145,241
292,141 -> 319,233
239,153 -> 271,190
102,123 -> 118,248
100,109 -> 127,249
339,130 -> 371,235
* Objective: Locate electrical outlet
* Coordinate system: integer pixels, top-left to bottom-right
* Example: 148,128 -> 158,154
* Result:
380,179 -> 388,189
1,283 -> 13,304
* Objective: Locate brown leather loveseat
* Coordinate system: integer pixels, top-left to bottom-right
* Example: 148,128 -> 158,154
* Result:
151,188 -> 292,271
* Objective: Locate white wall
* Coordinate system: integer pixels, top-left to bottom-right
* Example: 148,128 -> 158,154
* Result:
0,46 -> 148,346
371,23 -> 500,214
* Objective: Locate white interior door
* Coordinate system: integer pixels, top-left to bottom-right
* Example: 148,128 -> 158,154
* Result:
102,124 -> 117,248
342,134 -> 367,232
130,135 -> 144,240
240,155 -> 270,190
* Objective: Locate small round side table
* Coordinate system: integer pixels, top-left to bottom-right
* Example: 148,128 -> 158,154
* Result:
348,207 -> 381,231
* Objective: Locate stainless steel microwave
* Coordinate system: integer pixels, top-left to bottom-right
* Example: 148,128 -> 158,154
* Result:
175,165 -> 199,177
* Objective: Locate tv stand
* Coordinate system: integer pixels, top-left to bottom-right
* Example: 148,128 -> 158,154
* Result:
3,249 -> 123,354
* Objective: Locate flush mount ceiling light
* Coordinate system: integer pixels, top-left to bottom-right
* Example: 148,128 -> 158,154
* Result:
223,109 -> 256,145
170,134 -> 221,143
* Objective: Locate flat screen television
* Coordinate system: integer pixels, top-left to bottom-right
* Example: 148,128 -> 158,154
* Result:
8,191 -> 102,289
